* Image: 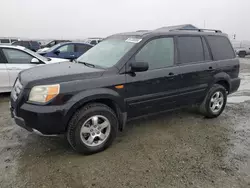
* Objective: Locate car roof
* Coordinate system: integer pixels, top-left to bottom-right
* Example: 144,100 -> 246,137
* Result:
109,27 -> 227,39
0,45 -> 26,50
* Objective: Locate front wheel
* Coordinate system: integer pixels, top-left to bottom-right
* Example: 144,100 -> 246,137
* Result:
199,84 -> 227,118
67,103 -> 118,154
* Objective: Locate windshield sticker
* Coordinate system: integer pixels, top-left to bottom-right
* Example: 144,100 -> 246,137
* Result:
125,38 -> 142,43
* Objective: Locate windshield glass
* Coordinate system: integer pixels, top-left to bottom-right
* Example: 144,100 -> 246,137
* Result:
24,48 -> 49,61
45,43 -> 63,52
77,38 -> 137,68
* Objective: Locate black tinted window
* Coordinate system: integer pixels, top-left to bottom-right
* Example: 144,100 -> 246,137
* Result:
12,41 -> 21,45
75,44 -> 92,53
202,37 -> 211,61
30,41 -> 40,47
90,40 -> 97,45
178,36 -> 204,64
21,41 -> 30,47
0,39 -> 10,43
206,36 -> 235,60
0,51 -> 7,63
135,38 -> 174,70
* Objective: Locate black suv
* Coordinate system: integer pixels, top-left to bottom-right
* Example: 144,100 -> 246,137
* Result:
10,28 -> 240,154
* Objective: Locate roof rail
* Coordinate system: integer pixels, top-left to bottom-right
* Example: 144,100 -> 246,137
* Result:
170,28 -> 222,33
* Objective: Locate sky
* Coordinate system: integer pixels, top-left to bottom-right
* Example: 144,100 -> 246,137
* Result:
1,0 -> 250,40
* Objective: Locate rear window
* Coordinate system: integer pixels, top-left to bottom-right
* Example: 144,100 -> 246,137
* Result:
206,36 -> 235,60
30,41 -> 40,47
178,36 -> 204,64
0,39 -> 10,43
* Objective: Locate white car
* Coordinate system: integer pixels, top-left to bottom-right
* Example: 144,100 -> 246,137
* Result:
0,45 -> 68,93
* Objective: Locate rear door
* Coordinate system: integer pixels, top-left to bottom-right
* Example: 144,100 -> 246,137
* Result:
176,35 -> 216,105
2,48 -> 36,86
0,49 -> 10,92
75,44 -> 92,58
56,44 -> 75,59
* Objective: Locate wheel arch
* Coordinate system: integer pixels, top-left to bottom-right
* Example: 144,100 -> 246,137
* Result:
213,72 -> 231,93
64,88 -> 126,132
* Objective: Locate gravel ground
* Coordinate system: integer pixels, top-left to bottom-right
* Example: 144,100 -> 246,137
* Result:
0,59 -> 250,188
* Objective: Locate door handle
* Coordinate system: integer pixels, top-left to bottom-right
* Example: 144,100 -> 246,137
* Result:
208,66 -> 214,70
169,72 -> 174,76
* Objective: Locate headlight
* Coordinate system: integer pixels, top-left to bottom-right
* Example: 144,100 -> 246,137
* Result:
28,84 -> 60,103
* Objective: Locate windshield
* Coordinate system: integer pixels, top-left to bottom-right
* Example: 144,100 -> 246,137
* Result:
44,43 -> 62,52
24,48 -> 49,61
77,38 -> 137,68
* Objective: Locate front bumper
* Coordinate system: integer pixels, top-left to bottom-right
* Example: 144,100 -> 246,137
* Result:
10,102 -> 70,135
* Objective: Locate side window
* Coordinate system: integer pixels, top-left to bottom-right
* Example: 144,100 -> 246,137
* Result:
206,36 -> 235,60
202,37 -> 212,61
21,41 -> 30,48
0,50 -> 7,63
178,36 -> 204,64
0,39 -> 10,43
2,49 -> 33,64
58,44 -> 74,53
90,40 -> 97,45
135,38 -> 174,70
75,44 -> 92,53
12,41 -> 21,46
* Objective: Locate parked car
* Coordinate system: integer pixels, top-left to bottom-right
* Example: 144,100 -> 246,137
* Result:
38,40 -> 71,53
10,28 -> 240,154
0,45 -> 68,93
12,40 -> 41,52
38,42 -> 93,60
235,47 -> 250,58
83,38 -> 103,45
0,38 -> 19,45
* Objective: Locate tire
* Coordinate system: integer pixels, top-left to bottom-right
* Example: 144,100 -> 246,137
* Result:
199,84 -> 227,118
67,103 -> 118,155
238,51 -> 246,58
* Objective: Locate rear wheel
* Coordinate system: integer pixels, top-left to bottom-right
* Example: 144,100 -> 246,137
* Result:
67,103 -> 118,154
239,51 -> 246,58
199,84 -> 227,118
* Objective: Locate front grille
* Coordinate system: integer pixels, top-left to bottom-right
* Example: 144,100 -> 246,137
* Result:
11,79 -> 23,101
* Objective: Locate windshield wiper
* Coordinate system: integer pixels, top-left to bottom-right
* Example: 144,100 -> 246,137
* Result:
78,61 -> 95,68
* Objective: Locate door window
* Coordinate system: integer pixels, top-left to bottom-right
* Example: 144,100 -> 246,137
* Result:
2,49 -> 33,64
0,39 -> 10,43
135,38 -> 174,69
57,44 -> 74,53
206,36 -> 235,60
177,36 -> 204,64
75,44 -> 92,53
0,51 -> 7,63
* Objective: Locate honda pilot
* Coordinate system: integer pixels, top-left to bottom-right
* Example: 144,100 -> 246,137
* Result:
10,28 -> 240,154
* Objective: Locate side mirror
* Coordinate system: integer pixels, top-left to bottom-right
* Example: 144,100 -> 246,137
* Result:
130,62 -> 149,72
30,58 -> 40,64
54,49 -> 60,55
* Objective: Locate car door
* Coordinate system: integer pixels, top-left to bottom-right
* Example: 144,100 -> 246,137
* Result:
0,49 -> 10,92
2,48 -> 37,86
125,37 -> 184,118
176,36 -> 217,105
56,44 -> 75,60
75,44 -> 92,58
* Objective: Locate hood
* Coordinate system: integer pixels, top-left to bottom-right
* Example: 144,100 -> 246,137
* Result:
19,62 -> 104,87
46,57 -> 69,64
